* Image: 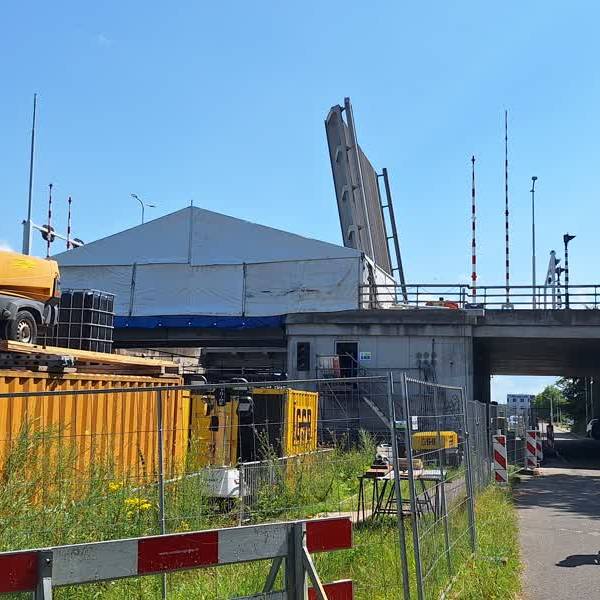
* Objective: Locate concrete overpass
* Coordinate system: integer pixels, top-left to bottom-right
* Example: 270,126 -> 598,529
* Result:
285,307 -> 600,404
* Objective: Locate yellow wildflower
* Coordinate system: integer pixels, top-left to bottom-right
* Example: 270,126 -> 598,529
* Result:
124,497 -> 152,511
108,482 -> 123,493
176,520 -> 191,532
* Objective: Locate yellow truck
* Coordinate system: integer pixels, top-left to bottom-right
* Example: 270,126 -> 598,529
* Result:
0,250 -> 60,344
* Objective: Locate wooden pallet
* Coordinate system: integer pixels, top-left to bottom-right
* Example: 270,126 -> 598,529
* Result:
0,340 -> 181,377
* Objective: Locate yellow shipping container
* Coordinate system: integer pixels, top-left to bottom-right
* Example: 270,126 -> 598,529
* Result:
0,370 -> 188,481
411,430 -> 458,452
189,388 -> 318,465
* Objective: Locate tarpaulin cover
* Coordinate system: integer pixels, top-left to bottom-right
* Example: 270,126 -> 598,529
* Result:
54,207 -> 387,322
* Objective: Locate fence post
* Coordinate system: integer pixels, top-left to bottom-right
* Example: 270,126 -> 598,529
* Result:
461,390 -> 477,553
386,372 -> 411,600
401,374 -> 425,600
285,522 -> 308,600
34,550 -> 53,600
433,387 -> 453,577
238,463 -> 245,526
156,390 -> 168,600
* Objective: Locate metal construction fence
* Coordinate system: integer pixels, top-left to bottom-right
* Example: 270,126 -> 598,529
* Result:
388,377 -> 486,600
0,375 -> 498,599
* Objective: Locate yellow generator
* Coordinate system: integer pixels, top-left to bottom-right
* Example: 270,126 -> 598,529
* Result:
411,431 -> 462,467
189,387 -> 318,467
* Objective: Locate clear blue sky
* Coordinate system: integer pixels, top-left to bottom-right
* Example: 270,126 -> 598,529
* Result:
1,2 -> 596,397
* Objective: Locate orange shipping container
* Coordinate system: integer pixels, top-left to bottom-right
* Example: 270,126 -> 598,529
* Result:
0,370 -> 189,482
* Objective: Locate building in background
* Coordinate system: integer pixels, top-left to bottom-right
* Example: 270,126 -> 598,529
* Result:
507,394 -> 534,411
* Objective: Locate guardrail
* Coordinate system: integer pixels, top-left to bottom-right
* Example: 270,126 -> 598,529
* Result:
0,517 -> 353,600
360,283 -> 600,310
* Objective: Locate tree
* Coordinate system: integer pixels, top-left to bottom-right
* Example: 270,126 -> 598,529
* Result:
556,377 -> 588,430
534,385 -> 566,420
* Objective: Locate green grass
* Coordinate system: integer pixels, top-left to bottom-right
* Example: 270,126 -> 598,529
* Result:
0,427 -> 521,599
442,486 -> 522,600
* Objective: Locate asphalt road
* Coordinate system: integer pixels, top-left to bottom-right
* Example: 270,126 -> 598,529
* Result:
516,431 -> 600,599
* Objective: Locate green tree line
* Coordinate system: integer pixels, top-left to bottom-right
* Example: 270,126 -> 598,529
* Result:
534,379 -> 593,429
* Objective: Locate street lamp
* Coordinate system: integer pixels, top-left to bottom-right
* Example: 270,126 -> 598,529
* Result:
131,194 -> 156,224
530,176 -> 538,309
563,233 -> 576,309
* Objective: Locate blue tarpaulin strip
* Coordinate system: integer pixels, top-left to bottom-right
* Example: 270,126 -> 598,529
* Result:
114,315 -> 284,329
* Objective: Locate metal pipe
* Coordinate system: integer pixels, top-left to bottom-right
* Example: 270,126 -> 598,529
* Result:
531,177 -> 538,308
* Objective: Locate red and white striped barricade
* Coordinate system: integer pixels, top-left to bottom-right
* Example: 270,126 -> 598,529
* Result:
536,430 -> 544,464
0,517 -> 353,600
492,434 -> 508,484
525,430 -> 538,471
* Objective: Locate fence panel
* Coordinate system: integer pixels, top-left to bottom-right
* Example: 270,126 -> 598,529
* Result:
0,374 -> 500,599
0,376 -> 406,599
398,377 -> 477,600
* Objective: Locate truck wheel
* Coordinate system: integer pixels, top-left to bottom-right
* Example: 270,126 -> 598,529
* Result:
7,311 -> 38,344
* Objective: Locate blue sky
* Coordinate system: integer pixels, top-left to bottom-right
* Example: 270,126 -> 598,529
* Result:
1,2 -> 595,399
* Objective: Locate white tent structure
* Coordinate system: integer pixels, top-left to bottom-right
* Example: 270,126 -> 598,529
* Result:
54,207 -> 394,327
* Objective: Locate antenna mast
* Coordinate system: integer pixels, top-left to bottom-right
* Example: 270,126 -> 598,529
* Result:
471,156 -> 477,304
504,110 -> 512,308
46,184 -> 53,258
22,93 -> 37,255
67,196 -> 72,249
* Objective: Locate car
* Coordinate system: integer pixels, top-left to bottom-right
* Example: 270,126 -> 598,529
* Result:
586,418 -> 600,440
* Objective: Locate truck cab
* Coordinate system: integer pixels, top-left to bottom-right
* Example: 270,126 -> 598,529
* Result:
0,251 -> 60,344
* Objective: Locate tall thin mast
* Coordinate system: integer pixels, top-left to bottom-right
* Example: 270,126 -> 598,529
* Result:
504,110 -> 510,306
67,196 -> 72,250
471,156 -> 477,303
46,183 -> 53,258
23,93 -> 37,255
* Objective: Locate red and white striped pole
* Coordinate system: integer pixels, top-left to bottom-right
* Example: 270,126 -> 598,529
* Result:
46,183 -> 53,258
525,430 -> 538,471
504,111 -> 511,306
493,434 -> 508,484
471,155 -> 477,303
66,196 -> 72,250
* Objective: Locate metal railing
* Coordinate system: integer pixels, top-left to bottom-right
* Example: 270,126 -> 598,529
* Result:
360,283 -> 600,310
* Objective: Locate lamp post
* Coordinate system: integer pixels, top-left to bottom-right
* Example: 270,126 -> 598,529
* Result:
530,176 -> 538,308
131,194 -> 156,224
563,233 -> 576,309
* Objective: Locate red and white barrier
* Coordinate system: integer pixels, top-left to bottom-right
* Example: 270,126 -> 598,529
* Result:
536,431 -> 544,464
493,434 -> 508,484
525,430 -> 538,471
0,517 -> 353,598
